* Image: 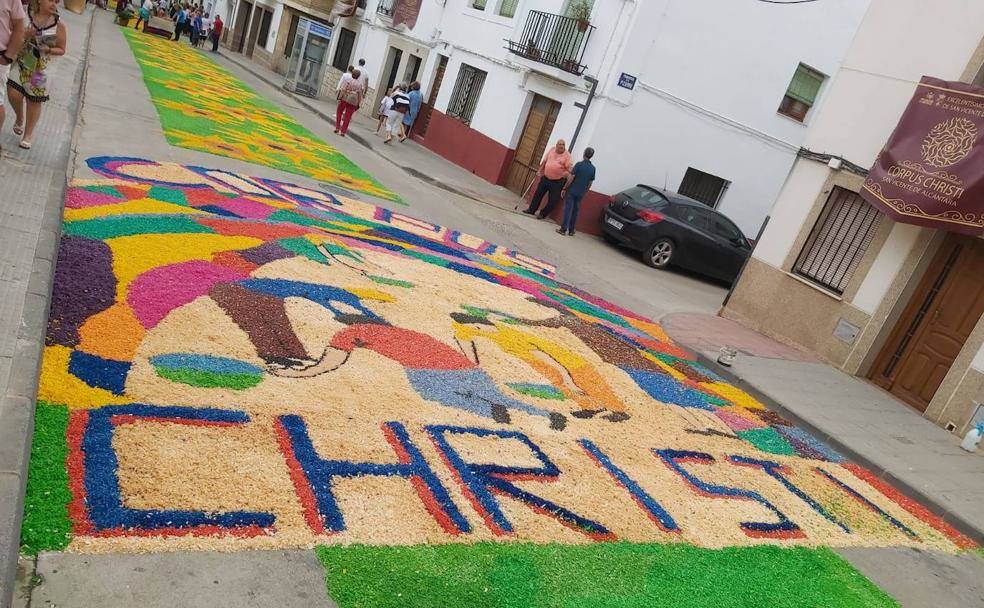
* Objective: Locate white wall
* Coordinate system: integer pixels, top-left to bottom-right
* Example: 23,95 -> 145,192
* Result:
752,0 -> 984,270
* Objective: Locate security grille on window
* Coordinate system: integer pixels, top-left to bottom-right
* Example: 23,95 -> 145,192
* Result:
793,187 -> 880,294
779,64 -> 825,122
678,167 -> 729,207
447,64 -> 487,125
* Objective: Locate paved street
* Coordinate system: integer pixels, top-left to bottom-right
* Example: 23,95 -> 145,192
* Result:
1,7 -> 983,608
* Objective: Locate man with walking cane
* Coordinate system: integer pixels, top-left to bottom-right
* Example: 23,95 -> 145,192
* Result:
522,139 -> 573,220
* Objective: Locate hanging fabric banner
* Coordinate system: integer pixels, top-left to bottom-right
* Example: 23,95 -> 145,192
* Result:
861,76 -> 984,235
392,0 -> 422,29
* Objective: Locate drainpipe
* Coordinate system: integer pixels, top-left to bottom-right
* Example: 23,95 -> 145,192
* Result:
570,75 -> 598,150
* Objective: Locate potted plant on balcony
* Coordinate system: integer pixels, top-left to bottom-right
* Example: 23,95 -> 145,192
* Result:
568,0 -> 592,33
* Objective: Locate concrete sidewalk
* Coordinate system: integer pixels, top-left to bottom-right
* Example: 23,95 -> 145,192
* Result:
662,312 -> 984,543
0,6 -> 94,608
218,52 -> 527,214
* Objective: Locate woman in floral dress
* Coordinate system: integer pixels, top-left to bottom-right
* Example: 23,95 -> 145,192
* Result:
7,0 -> 66,149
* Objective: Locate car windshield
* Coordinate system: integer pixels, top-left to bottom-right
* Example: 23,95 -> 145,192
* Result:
623,186 -> 669,208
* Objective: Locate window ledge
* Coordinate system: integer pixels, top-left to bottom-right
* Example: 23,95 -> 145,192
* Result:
783,271 -> 844,302
776,110 -> 809,127
462,8 -> 515,28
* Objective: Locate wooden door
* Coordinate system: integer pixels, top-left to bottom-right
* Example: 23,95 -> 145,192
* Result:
870,236 -> 984,412
416,55 -> 447,137
233,1 -> 252,53
504,95 -> 561,194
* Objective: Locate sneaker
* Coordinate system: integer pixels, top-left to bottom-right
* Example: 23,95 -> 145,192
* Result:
555,228 -> 566,235
522,209 -> 535,215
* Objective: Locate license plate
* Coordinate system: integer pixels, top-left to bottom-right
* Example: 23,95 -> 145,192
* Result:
606,217 -> 624,230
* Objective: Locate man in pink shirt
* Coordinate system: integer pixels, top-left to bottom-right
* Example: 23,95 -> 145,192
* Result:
523,138 -> 573,219
0,0 -> 26,152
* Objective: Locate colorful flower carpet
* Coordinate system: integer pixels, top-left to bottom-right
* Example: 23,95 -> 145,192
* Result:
24,158 -> 975,605
122,29 -> 398,202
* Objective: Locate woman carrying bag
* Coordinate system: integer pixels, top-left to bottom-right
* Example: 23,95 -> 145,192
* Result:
334,68 -> 363,137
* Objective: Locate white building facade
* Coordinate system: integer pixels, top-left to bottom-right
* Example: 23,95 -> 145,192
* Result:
220,0 -> 870,236
724,0 -> 984,436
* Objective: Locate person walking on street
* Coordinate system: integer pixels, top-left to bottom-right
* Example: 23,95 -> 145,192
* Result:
209,13 -> 222,52
376,85 -> 395,134
0,0 -> 25,156
524,139 -> 573,219
334,68 -> 363,137
335,64 -> 354,93
556,147 -> 596,236
173,4 -> 188,41
385,84 -> 409,144
190,9 -> 202,46
134,0 -> 153,30
355,57 -> 368,92
6,0 -> 65,151
399,80 -> 421,142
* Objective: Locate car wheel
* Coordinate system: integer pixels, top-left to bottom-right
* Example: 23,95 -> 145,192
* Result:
644,238 -> 674,269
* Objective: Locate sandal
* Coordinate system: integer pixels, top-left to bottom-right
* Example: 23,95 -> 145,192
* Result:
12,124 -> 23,136
19,140 -> 31,150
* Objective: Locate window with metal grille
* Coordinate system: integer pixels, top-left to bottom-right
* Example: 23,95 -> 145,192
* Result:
779,63 -> 825,122
497,0 -> 518,17
793,187 -> 880,294
257,8 -> 274,49
446,64 -> 487,125
678,167 -> 730,207
331,28 -> 356,71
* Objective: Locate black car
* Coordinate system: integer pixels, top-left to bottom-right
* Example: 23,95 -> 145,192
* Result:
601,185 -> 752,283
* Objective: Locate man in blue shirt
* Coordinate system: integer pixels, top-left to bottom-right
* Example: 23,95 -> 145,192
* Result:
557,147 -> 596,236
173,4 -> 189,41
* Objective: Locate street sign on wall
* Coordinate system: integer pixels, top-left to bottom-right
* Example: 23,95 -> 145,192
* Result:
861,76 -> 984,235
618,73 -> 636,90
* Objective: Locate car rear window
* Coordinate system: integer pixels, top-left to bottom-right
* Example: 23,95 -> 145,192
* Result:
621,186 -> 668,208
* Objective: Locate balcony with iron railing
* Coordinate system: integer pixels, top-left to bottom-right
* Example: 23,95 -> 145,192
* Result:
506,10 -> 595,77
376,0 -> 395,17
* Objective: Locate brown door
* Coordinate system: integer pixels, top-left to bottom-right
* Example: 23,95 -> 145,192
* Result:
870,235 -> 984,412
416,55 -> 447,138
233,1 -> 252,53
504,95 -> 561,194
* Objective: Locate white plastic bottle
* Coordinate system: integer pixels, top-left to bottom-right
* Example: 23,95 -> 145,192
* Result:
960,424 -> 983,452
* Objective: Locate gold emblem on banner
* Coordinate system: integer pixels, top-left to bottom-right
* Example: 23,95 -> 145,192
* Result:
921,117 -> 978,168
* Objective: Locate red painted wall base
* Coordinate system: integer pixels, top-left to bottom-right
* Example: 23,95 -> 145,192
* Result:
419,110 -> 512,184
525,186 -> 610,236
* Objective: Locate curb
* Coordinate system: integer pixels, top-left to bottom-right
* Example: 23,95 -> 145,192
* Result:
0,9 -> 95,608
687,349 -> 984,547
216,52 -> 527,214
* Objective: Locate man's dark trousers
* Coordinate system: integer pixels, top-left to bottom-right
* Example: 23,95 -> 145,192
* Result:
526,176 -> 565,218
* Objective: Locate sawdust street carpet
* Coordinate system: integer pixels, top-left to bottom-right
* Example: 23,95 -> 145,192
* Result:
23,157 -> 977,606
122,28 -> 398,202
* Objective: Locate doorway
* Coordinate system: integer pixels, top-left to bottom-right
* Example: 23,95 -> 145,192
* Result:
870,235 -> 984,412
417,55 -> 447,137
383,47 -> 403,94
244,5 -> 264,57
233,0 -> 252,53
504,94 -> 561,194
